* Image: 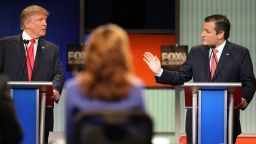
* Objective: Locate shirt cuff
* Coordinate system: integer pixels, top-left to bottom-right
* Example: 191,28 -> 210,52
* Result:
155,68 -> 163,77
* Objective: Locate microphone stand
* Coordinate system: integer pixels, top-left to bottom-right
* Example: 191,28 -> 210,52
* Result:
15,40 -> 30,80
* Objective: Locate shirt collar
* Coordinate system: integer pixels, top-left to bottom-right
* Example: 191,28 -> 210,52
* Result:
215,40 -> 226,54
22,31 -> 39,44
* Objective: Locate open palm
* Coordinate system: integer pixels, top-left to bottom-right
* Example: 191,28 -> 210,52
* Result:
143,52 -> 161,74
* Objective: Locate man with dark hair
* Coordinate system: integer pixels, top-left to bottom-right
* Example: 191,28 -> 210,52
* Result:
143,14 -> 256,143
0,75 -> 23,144
0,5 -> 65,144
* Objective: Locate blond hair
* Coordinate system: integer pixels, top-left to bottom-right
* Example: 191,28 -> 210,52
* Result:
79,24 -> 133,101
20,5 -> 49,30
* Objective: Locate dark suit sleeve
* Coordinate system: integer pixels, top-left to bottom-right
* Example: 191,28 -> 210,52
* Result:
240,49 -> 256,104
52,46 -> 65,94
155,48 -> 193,85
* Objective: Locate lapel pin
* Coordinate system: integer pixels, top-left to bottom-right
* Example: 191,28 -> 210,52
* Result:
226,53 -> 230,55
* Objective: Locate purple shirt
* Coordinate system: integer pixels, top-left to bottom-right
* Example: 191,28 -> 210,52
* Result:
65,78 -> 145,144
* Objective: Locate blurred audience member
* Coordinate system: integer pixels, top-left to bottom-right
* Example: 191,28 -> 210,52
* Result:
0,75 -> 23,144
65,24 -> 145,144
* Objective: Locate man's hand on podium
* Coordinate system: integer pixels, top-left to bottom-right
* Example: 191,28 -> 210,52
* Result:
235,98 -> 248,110
51,89 -> 60,101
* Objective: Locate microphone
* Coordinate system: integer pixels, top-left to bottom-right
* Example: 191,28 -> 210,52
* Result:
16,39 -> 32,80
208,45 -> 217,62
208,45 -> 216,49
23,39 -> 29,47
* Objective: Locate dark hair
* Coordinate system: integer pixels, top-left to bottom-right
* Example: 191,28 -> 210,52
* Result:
0,75 -> 10,99
204,14 -> 231,39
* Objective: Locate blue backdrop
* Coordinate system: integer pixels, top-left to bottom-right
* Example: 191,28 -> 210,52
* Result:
0,0 -> 80,80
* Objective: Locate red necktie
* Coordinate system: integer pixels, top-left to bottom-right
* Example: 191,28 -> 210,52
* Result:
27,39 -> 35,81
210,48 -> 218,79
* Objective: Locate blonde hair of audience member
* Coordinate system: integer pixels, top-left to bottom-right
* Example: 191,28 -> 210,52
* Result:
20,5 -> 49,30
79,24 -> 135,101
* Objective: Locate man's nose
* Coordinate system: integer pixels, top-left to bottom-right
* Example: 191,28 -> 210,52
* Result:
201,31 -> 205,37
42,20 -> 47,26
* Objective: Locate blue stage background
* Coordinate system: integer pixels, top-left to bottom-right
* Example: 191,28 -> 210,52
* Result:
0,0 -> 80,80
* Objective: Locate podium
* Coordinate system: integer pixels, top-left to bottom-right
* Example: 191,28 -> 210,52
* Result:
8,81 -> 52,144
183,82 -> 241,144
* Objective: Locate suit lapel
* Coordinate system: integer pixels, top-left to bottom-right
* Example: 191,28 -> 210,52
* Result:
212,41 -> 232,80
202,46 -> 211,81
13,35 -> 27,63
14,35 -> 29,80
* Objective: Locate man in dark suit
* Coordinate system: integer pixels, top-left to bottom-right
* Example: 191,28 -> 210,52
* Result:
143,14 -> 256,144
0,5 -> 65,144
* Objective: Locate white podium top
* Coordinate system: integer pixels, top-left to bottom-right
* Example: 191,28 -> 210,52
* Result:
183,82 -> 241,93
8,81 -> 52,86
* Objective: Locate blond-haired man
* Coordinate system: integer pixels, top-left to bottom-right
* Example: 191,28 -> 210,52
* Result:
0,5 -> 65,144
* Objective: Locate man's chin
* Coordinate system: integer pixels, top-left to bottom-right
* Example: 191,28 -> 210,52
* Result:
202,44 -> 216,48
40,33 -> 46,37
202,42 -> 208,45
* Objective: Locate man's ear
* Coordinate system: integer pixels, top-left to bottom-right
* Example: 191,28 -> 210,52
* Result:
23,19 -> 31,29
217,31 -> 225,39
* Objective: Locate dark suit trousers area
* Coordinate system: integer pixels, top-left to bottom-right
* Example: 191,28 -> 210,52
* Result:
44,108 -> 54,144
186,109 -> 240,144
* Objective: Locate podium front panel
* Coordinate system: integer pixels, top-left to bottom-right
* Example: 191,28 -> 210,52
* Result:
199,89 -> 227,144
12,89 -> 39,144
183,82 -> 241,144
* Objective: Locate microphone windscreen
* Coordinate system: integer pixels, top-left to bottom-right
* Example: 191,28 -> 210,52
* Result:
23,39 -> 29,45
209,45 -> 216,49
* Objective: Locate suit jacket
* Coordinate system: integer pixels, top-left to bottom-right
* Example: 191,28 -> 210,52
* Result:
0,34 -> 65,104
156,41 -> 256,136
